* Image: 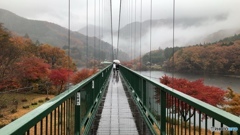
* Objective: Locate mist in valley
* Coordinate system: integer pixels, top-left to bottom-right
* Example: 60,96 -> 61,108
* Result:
97,0 -> 240,59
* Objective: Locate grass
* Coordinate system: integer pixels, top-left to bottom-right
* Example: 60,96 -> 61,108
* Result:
0,93 -> 55,128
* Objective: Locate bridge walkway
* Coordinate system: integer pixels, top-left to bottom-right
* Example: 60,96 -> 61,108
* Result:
96,72 -> 138,135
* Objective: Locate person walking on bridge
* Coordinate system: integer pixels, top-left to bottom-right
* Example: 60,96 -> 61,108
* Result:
113,62 -> 116,75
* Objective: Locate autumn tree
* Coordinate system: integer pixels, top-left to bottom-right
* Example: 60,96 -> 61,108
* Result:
38,44 -> 76,70
224,87 -> 240,116
88,59 -> 99,68
0,25 -> 22,90
49,68 -> 73,94
121,59 -> 141,70
121,61 -> 133,69
15,56 -> 50,88
70,68 -> 97,85
224,44 -> 240,74
165,40 -> 240,74
0,24 -> 77,93
155,75 -> 226,121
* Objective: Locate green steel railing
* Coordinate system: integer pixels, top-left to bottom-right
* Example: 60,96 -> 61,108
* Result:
120,65 -> 240,135
0,65 -> 112,135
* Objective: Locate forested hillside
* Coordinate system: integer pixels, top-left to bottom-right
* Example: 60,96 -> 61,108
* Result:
141,47 -> 181,66
165,34 -> 240,74
0,8 -> 129,66
0,24 -> 76,93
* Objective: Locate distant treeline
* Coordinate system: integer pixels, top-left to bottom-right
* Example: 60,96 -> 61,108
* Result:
142,33 -> 240,74
142,47 -> 181,66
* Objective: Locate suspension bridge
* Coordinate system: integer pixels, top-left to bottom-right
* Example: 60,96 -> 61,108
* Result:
0,0 -> 240,135
0,65 -> 239,135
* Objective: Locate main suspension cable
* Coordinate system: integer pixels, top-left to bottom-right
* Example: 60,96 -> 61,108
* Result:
140,0 -> 142,72
94,0 -> 96,67
134,0 -> 137,63
116,0 -> 122,59
149,0 -> 152,78
101,0 -> 104,59
110,0 -> 114,61
172,0 -> 176,86
67,0 -> 71,88
67,0 -> 71,131
86,0 -> 89,67
99,0 -> 101,61
130,0 -> 133,62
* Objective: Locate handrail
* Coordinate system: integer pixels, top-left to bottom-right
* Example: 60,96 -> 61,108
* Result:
120,65 -> 240,135
1,64 -> 239,135
0,65 -> 112,135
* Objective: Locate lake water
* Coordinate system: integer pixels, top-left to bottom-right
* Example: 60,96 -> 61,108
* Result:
138,71 -> 240,93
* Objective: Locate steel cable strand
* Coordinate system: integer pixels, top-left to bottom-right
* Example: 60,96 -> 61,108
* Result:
116,0 -> 123,59
149,0 -> 153,79
110,0 -> 114,61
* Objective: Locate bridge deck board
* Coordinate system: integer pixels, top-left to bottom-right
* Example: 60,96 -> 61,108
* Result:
97,72 -> 139,135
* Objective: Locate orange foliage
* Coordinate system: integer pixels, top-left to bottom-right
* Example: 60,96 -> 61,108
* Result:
121,59 -> 144,70
16,56 -> 50,81
224,88 -> 240,116
169,42 -> 240,74
0,24 -> 77,93
70,68 -> 98,85
38,44 -> 76,70
9,35 -> 32,49
121,61 -> 133,68
88,59 -> 99,68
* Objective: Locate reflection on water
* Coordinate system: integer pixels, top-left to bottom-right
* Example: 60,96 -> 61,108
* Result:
138,71 -> 240,93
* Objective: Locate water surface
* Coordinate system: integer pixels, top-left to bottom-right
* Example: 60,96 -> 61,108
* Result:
138,71 -> 240,93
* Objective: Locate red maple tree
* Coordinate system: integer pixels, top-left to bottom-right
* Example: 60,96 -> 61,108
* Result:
70,68 -> 97,85
16,56 -> 50,84
49,68 -> 73,94
155,75 -> 226,121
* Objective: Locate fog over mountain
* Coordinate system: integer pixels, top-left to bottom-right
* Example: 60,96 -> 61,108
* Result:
78,24 -> 111,38
99,13 -> 240,58
2,0 -> 240,60
0,9 -> 130,66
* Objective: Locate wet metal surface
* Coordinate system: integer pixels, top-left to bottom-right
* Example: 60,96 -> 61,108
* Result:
89,72 -> 151,135
96,73 -> 138,135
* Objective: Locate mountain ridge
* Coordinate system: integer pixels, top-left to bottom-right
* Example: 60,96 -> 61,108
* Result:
0,8 -> 129,66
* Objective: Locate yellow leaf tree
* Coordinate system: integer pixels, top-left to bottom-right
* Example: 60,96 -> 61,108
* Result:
224,87 -> 240,116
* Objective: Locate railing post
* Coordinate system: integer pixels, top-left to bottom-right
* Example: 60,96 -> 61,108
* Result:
160,90 -> 166,135
74,91 -> 81,135
142,79 -> 146,105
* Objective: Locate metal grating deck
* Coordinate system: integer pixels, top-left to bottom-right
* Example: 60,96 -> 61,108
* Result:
96,72 -> 139,135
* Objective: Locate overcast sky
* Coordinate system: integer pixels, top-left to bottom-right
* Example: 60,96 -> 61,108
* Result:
1,0 -> 240,31
1,0 -> 240,55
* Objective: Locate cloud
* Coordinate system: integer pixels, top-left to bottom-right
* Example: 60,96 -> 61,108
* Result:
1,0 -> 240,59
101,8 -> 240,58
1,0 -> 240,30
